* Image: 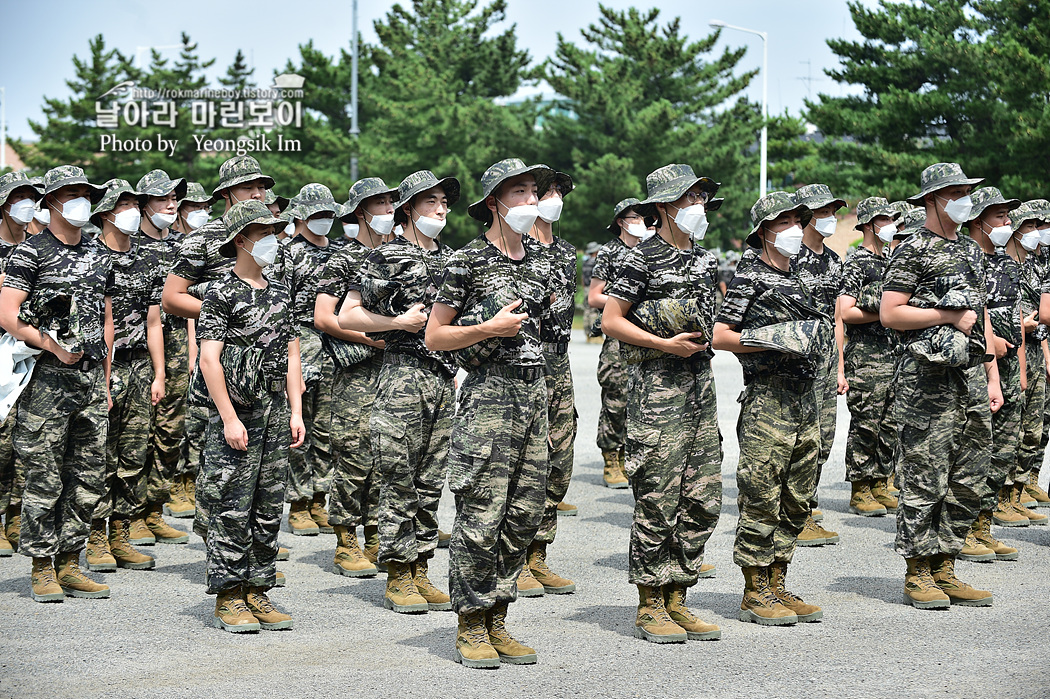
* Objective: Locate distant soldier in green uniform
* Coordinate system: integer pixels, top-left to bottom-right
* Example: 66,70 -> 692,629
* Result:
581,242 -> 602,344
1023,200 -> 1050,509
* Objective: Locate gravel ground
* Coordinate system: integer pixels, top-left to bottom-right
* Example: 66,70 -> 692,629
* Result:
2,330 -> 1048,699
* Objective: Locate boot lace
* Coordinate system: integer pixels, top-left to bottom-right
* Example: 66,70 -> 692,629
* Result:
913,561 -> 941,592
462,613 -> 489,645
249,590 -> 276,614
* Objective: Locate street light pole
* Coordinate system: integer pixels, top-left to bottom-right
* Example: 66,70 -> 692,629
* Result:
350,0 -> 360,182
0,87 -> 6,172
710,20 -> 768,197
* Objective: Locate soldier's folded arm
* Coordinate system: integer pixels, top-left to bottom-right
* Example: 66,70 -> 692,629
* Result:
587,278 -> 608,310
313,292 -> 381,347
1040,290 -> 1050,327
711,321 -> 764,354
0,285 -> 61,356
601,296 -> 699,355
880,290 -> 968,331
161,273 -> 202,320
838,294 -> 879,325
336,290 -> 423,334
425,301 -> 502,351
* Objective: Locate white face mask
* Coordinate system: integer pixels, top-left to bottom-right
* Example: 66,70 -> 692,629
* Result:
365,211 -> 395,236
146,205 -> 176,230
938,194 -> 973,224
773,225 -> 804,258
671,204 -> 709,240
497,199 -> 540,235
877,222 -> 898,243
412,210 -> 446,239
283,221 -> 295,237
640,228 -> 656,241
185,209 -> 209,230
536,197 -> 563,223
50,196 -> 92,228
245,233 -> 280,267
1021,231 -> 1041,252
813,216 -> 837,238
34,205 -> 50,226
1040,227 -> 1050,247
342,222 -> 359,239
112,208 -> 142,235
7,198 -> 37,225
306,218 -> 334,237
987,224 -> 1013,248
624,222 -> 646,238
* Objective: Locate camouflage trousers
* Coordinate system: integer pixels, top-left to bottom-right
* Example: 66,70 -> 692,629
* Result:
536,350 -> 577,544
94,354 -> 155,520
201,392 -> 289,595
733,376 -> 819,568
15,360 -> 108,558
0,409 -> 25,511
810,343 -> 839,509
596,336 -> 627,452
626,358 -> 722,586
893,358 -> 989,558
189,403 -> 210,538
582,304 -> 601,339
1017,340 -> 1045,484
371,355 -> 454,564
986,354 -> 1023,510
328,355 -> 383,528
150,324 -> 188,496
448,367 -> 548,615
843,335 -> 897,482
288,329 -> 334,502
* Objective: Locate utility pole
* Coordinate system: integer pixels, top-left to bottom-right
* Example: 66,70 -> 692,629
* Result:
350,0 -> 360,182
0,87 -> 6,171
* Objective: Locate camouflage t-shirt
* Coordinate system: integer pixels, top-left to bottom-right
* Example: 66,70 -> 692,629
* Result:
284,236 -> 337,325
591,237 -> 633,285
794,243 -> 841,317
169,219 -> 233,288
3,229 -> 113,362
435,234 -> 554,368
315,238 -> 378,360
581,253 -> 596,287
839,246 -> 894,341
534,236 -> 577,346
0,238 -> 22,276
138,231 -> 186,328
1022,254 -> 1046,340
354,236 -> 453,372
984,251 -> 1021,348
101,239 -> 160,352
883,227 -> 988,359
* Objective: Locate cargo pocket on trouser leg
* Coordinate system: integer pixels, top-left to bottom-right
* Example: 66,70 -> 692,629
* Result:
624,418 -> 661,481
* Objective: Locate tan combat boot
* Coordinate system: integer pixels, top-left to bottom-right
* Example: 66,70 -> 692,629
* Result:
602,450 -> 628,489
635,584 -> 688,642
310,492 -> 334,534
486,603 -> 537,663
332,525 -> 377,577
527,542 -> 576,594
556,501 -> 577,516
275,571 -> 286,587
0,523 -> 12,557
30,557 -> 64,603
993,486 -> 1029,527
958,518 -> 996,562
1024,472 -> 1050,507
849,480 -> 888,516
362,525 -> 384,570
517,562 -> 545,597
164,476 -> 195,518
276,546 -> 290,561
5,506 -> 20,551
738,566 -> 797,626
663,585 -> 721,640
85,520 -> 117,572
184,474 -> 196,507
438,529 -> 451,548
698,563 -> 716,579
145,502 -> 189,544
383,561 -> 428,613
455,610 -> 500,669
108,518 -> 156,570
1011,483 -> 1048,525
213,587 -> 260,633
55,551 -> 110,599
768,562 -> 822,622
815,520 -> 840,545
885,476 -> 900,496
796,514 -> 826,546
869,478 -> 898,511
972,511 -> 1018,561
245,586 -> 293,630
412,559 -> 451,611
811,509 -> 824,522
903,557 -> 950,609
930,554 -> 992,606
287,499 -> 319,536
127,516 -> 156,546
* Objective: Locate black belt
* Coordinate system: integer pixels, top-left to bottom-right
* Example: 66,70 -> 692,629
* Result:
542,341 -> 569,355
113,347 -> 150,364
40,353 -> 100,372
473,364 -> 544,382
266,378 -> 287,394
384,352 -> 456,380
645,355 -> 710,373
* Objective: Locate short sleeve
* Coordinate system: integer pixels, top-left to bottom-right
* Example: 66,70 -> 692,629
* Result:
2,241 -> 38,293
592,248 -> 611,282
838,254 -> 862,299
170,234 -> 206,282
435,251 -> 471,312
605,248 -> 647,304
196,287 -> 231,342
883,241 -> 923,295
716,273 -> 758,327
316,252 -> 350,299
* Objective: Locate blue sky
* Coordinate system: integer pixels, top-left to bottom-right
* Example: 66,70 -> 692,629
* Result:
2,0 -> 875,141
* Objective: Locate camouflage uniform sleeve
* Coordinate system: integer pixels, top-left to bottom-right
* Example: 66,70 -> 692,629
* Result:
170,234 -> 207,282
1,239 -> 38,293
434,250 -> 470,312
196,286 -> 231,342
605,247 -> 647,304
592,247 -> 612,282
349,246 -> 386,294
716,273 -> 758,327
839,252 -> 862,299
315,251 -> 349,299
883,240 -> 922,295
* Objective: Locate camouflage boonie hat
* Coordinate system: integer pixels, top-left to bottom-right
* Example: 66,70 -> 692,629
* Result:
90,179 -> 142,226
467,158 -> 552,224
855,197 -> 902,230
636,164 -> 719,218
793,184 -> 845,213
745,191 -> 812,248
40,165 -> 106,204
290,183 -> 337,220
906,162 -> 984,206
966,187 -> 1021,223
607,197 -> 642,233
344,177 -> 398,216
211,155 -> 275,196
136,169 -> 187,201
218,200 -> 284,257
1026,198 -> 1050,224
394,170 -> 461,225
178,181 -> 215,207
29,176 -> 45,195
1011,200 -> 1050,232
536,169 -> 574,199
898,206 -> 928,238
263,189 -> 291,214
585,241 -> 600,254
0,171 -> 41,207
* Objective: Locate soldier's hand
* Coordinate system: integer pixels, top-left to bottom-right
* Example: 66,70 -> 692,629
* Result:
151,376 -> 165,406
224,418 -> 249,451
1023,311 -> 1039,333
106,388 -> 113,412
989,380 -> 1004,413
396,303 -> 429,334
487,299 -> 528,338
368,338 -> 386,349
663,332 -> 707,358
992,335 -> 1011,360
51,341 -> 83,366
952,309 -> 978,335
289,413 -> 306,449
837,371 -> 849,394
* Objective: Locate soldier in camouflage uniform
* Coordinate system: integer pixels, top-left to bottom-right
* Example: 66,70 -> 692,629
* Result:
338,170 -> 458,613
172,181 -> 213,239
839,198 -> 901,519
426,158 -> 556,668
788,185 -> 846,545
713,191 -> 825,627
603,164 -> 723,643
0,172 -> 41,555
195,200 -> 304,632
581,242 -> 602,343
881,163 -> 1000,609
315,177 -> 396,575
282,183 -> 341,536
1024,200 -> 1050,508
588,198 -> 642,489
0,165 -> 112,602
